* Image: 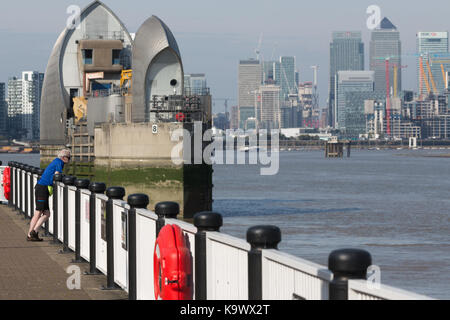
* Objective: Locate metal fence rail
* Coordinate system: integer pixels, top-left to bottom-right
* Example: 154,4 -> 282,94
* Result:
261,249 -> 332,300
348,280 -> 434,300
3,161 -> 436,301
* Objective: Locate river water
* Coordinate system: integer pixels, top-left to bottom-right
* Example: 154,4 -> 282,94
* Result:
2,150 -> 449,299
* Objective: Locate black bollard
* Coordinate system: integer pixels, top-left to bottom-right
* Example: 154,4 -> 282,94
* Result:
127,194 -> 149,300
59,175 -> 75,254
155,201 -> 179,236
102,186 -> 125,290
246,225 -> 281,300
328,248 -> 372,300
193,211 -> 223,300
50,173 -> 63,244
72,178 -> 90,263
85,182 -> 106,275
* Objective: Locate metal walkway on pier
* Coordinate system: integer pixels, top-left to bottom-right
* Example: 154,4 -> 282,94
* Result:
0,204 -> 127,300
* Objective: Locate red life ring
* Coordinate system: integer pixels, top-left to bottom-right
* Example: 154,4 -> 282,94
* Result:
3,167 -> 10,200
153,224 -> 192,300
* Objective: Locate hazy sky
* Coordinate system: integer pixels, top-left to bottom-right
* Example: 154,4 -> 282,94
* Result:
1,0 -> 450,112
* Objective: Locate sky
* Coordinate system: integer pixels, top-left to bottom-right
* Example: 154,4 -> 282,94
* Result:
1,0 -> 450,112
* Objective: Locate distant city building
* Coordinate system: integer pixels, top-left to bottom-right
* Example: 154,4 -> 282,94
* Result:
0,83 -> 6,136
370,17 -> 402,96
7,71 -> 44,140
279,56 -> 296,103
336,71 -> 374,132
238,59 -> 262,110
417,32 -> 449,96
230,105 -> 239,129
329,31 -> 365,127
212,113 -> 229,130
239,106 -> 255,129
185,73 -> 208,95
255,84 -> 281,129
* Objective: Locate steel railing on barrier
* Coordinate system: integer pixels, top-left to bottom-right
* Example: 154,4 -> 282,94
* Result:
4,161 -> 436,301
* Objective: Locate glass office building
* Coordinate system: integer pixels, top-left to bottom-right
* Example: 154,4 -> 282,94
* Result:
417,32 -> 449,95
370,18 -> 402,95
329,31 -> 364,127
336,71 -> 374,130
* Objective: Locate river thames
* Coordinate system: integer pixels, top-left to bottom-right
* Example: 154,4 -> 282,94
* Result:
3,149 -> 449,299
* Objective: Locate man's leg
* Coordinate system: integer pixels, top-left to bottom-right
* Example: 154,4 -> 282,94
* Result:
28,210 -> 43,237
33,210 -> 50,233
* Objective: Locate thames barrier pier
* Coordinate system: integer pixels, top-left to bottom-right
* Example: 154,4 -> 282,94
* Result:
39,1 -> 212,218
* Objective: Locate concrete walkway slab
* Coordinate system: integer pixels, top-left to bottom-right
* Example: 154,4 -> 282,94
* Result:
0,204 -> 128,300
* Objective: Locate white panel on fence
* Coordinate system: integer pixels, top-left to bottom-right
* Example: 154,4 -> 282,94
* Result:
21,170 -> 25,212
48,192 -> 53,233
347,279 -> 434,300
26,173 -> 31,217
261,249 -> 332,300
206,232 -> 250,300
32,175 -> 37,217
95,194 -> 108,274
57,183 -> 64,242
164,218 -> 197,300
0,167 -> 7,203
113,200 -> 129,291
135,209 -> 158,300
68,186 -> 77,250
80,190 -> 91,261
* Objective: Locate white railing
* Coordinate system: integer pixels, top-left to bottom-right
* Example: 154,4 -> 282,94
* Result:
206,231 -> 250,300
348,280 -> 435,300
5,162 -> 438,301
261,249 -> 332,300
80,189 -> 91,261
135,208 -> 158,300
113,200 -> 129,291
95,194 -> 108,274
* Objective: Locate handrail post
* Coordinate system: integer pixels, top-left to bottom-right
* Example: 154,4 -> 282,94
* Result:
7,162 -> 13,208
24,166 -> 29,220
328,248 -> 372,300
155,201 -> 179,236
102,186 -> 125,290
193,211 -> 223,300
85,182 -> 106,275
246,225 -> 281,300
127,193 -> 149,300
59,175 -> 75,254
50,173 -> 63,244
72,178 -> 90,263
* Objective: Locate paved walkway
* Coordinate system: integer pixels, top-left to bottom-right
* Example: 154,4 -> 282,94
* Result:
0,203 -> 128,300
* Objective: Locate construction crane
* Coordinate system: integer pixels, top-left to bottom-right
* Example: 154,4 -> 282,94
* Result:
212,98 -> 236,119
120,69 -> 133,95
371,58 -> 408,136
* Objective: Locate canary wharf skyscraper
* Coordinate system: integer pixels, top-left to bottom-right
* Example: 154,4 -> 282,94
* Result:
329,31 -> 364,127
417,32 -> 449,96
370,17 -> 402,96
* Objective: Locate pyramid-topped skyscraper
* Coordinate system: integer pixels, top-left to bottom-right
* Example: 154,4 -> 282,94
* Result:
369,17 -> 402,96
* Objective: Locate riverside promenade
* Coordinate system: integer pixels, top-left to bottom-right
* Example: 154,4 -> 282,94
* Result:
0,204 -> 127,300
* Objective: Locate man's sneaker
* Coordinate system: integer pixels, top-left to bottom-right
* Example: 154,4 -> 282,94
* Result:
30,230 -> 43,242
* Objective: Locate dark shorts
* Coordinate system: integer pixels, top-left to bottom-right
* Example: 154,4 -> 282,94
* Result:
35,184 -> 49,211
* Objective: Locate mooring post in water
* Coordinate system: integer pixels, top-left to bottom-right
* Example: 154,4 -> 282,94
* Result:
247,225 -> 281,300
328,248 -> 371,300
